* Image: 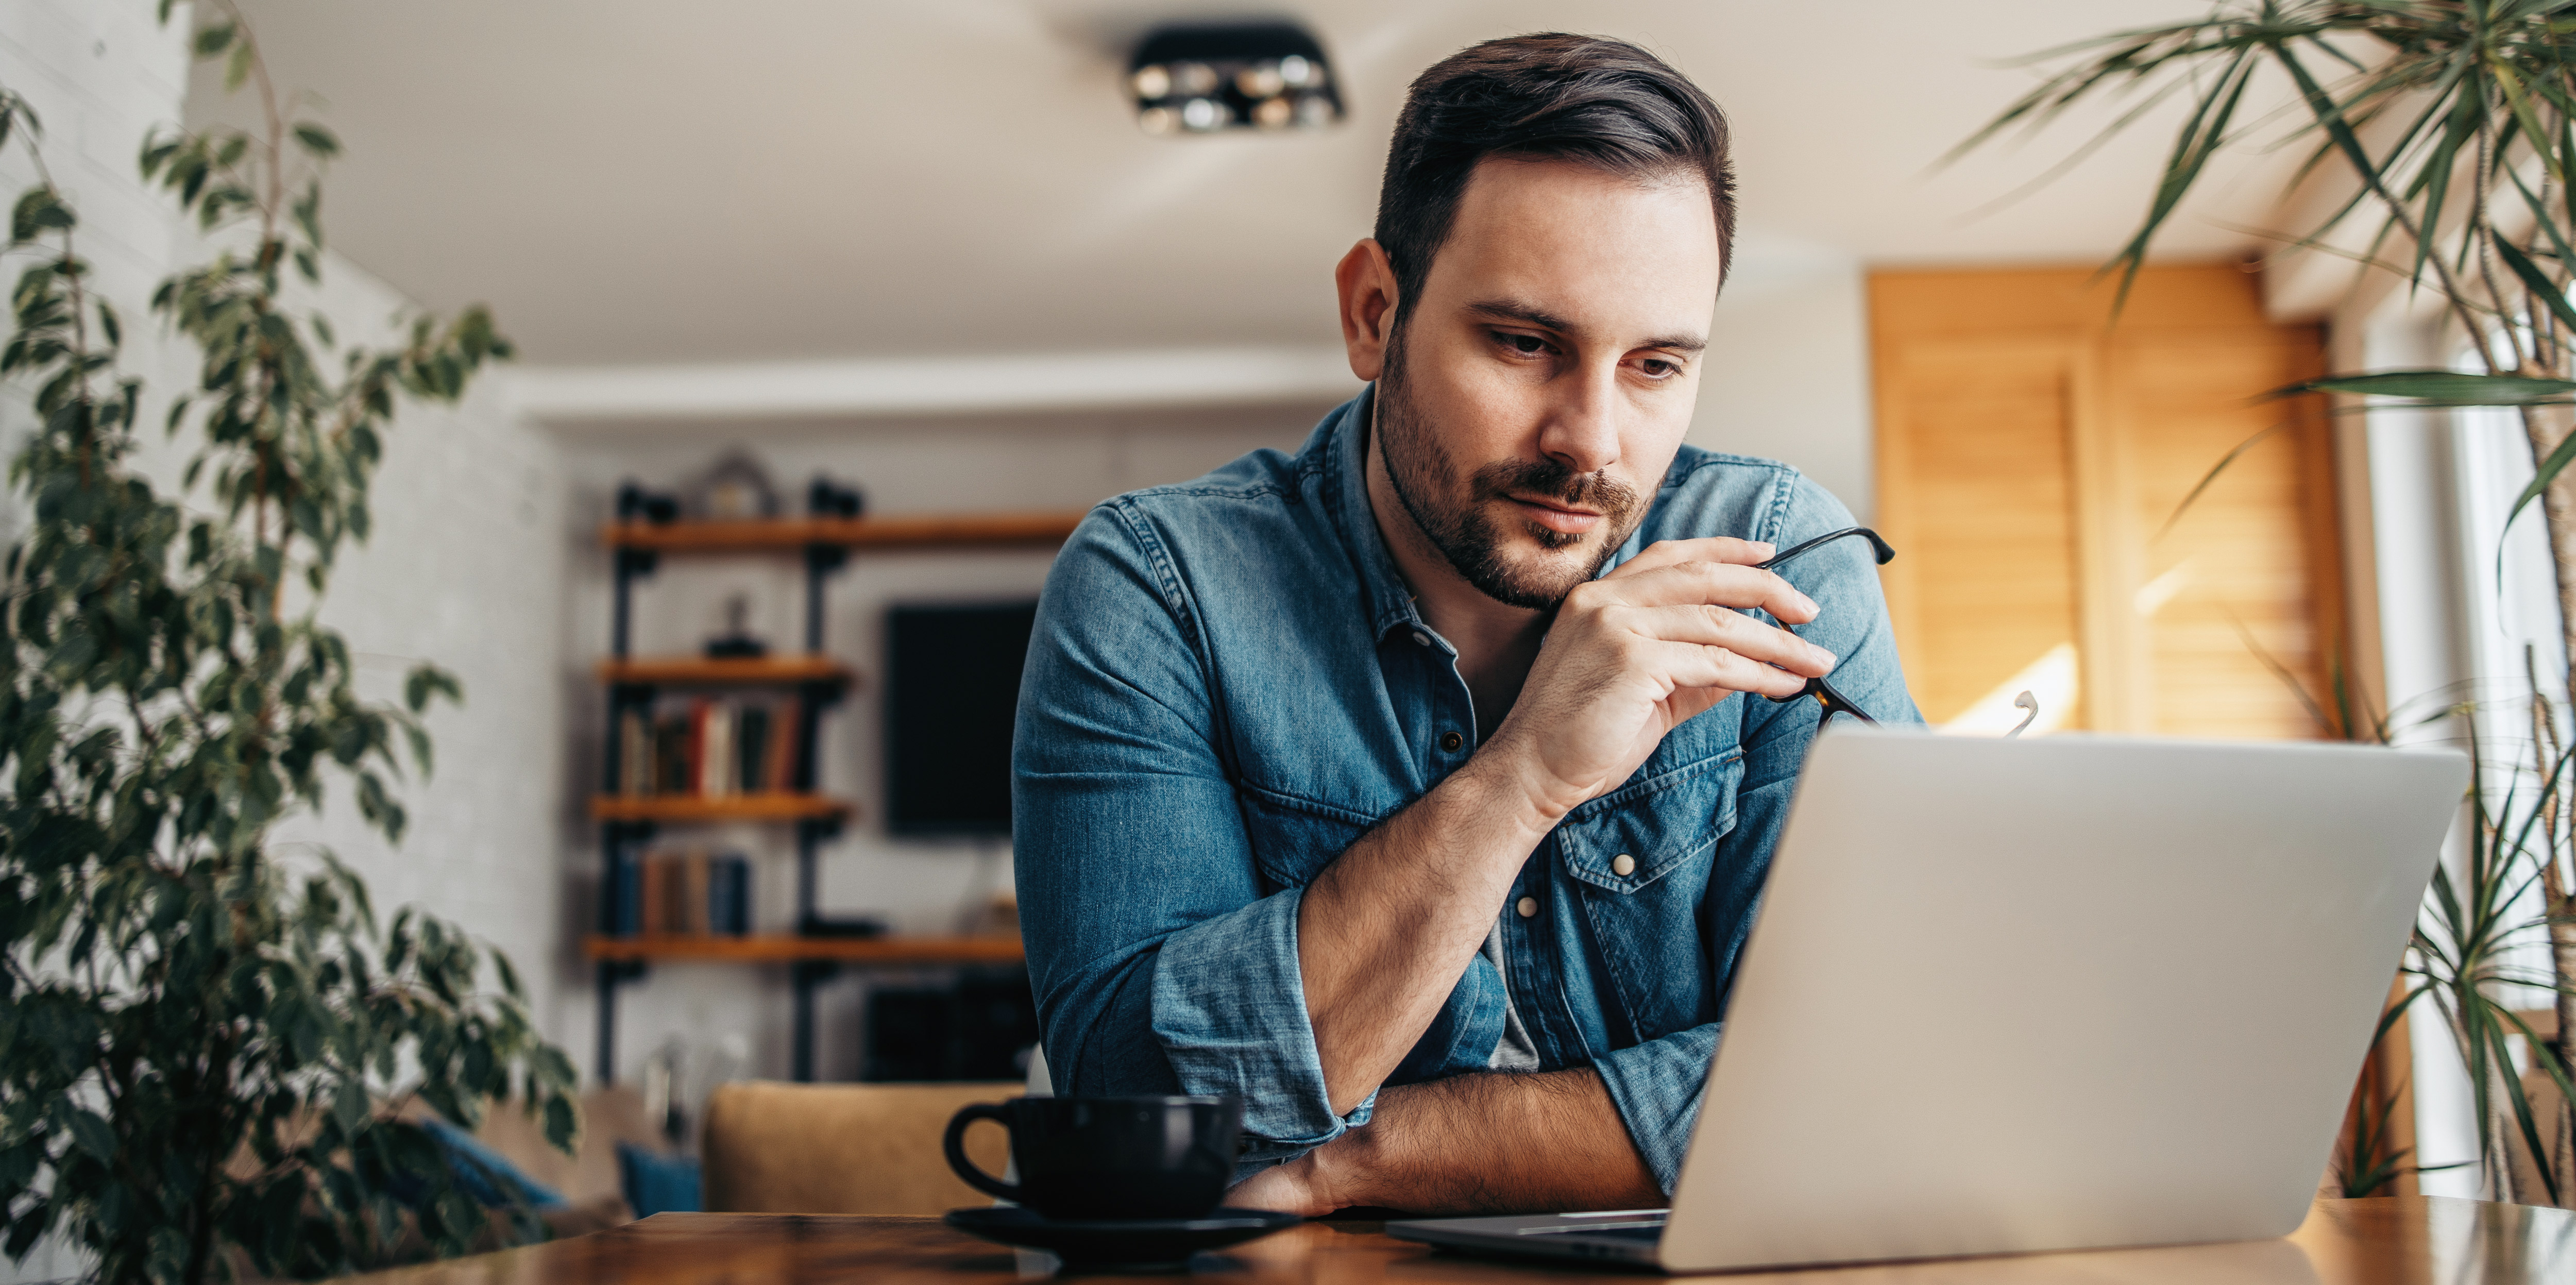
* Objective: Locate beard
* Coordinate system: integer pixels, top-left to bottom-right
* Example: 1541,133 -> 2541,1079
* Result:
1375,344 -> 1646,611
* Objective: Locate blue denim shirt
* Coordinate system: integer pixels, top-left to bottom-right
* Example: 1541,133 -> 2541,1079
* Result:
1012,388 -> 1920,1191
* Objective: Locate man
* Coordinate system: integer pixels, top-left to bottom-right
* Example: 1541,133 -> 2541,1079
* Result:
1012,33 -> 1917,1215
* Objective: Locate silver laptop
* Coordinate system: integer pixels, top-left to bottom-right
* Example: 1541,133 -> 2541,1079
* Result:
1390,725 -> 2465,1273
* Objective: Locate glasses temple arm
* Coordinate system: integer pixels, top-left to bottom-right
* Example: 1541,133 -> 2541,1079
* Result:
1755,526 -> 1894,572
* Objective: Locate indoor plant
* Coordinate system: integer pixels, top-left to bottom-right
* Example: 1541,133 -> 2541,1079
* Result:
1961,0 -> 2576,1205
0,6 -> 577,1281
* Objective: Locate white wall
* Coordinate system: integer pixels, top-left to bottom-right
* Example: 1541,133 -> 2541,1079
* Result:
0,16 -> 570,1281
1695,230 -> 1874,522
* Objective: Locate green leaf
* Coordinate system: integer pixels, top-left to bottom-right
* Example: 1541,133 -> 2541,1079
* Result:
11,190 -> 74,242
2503,418 -> 2576,541
293,124 -> 341,159
542,1094 -> 578,1152
224,40 -> 254,91
333,1080 -> 368,1132
2278,370 -> 2576,405
194,22 -> 236,57
62,1109 -> 114,1161
2491,236 -> 2576,334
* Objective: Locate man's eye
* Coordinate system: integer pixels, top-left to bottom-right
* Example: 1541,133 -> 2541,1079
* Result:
1498,332 -> 1548,354
1639,359 -> 1677,377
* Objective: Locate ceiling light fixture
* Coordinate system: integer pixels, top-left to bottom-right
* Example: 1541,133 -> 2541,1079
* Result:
1128,21 -> 1343,137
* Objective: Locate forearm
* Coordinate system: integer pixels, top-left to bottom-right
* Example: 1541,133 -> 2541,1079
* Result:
1297,755 -> 1558,1114
1257,1069 -> 1662,1215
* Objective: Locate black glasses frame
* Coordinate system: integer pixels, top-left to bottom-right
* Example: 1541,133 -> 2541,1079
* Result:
1752,527 -> 1893,725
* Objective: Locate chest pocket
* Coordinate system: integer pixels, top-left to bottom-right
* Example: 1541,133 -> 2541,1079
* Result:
1553,747 -> 1744,1038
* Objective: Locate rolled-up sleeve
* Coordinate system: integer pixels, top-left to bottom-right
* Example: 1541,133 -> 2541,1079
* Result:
1013,503 -> 1364,1161
1592,1023 -> 1721,1192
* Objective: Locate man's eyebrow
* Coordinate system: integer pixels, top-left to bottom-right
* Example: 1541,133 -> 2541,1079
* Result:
1467,298 -> 1578,333
1465,299 -> 1707,354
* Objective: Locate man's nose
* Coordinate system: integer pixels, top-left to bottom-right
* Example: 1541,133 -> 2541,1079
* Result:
1536,358 -> 1622,477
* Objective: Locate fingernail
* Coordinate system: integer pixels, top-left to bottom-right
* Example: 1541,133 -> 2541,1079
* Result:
1810,645 -> 1837,668
1795,592 -> 1819,615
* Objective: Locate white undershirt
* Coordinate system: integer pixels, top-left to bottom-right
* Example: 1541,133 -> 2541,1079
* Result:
1483,917 -> 1541,1071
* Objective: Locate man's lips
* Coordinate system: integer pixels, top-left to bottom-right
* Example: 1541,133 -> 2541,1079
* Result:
1506,495 -> 1605,535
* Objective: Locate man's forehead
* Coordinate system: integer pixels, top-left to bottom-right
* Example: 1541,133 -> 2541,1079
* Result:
1431,157 -> 1722,339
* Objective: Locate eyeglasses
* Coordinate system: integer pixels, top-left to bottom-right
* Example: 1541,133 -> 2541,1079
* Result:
1753,527 -> 1894,725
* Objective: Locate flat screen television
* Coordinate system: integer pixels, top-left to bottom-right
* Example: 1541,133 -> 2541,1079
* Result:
884,600 -> 1040,836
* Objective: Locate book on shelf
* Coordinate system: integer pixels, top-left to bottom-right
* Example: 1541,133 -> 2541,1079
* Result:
621,695 -> 802,798
617,710 -> 652,797
613,848 -> 751,937
700,702 -> 733,797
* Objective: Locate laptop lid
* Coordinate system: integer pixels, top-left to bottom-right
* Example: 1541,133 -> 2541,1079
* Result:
1657,727 -> 2463,1273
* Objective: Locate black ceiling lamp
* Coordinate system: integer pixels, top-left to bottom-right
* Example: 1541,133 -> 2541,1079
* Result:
1128,21 -> 1343,136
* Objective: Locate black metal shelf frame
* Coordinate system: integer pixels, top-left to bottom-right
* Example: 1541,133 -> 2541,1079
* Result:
593,535 -> 853,1085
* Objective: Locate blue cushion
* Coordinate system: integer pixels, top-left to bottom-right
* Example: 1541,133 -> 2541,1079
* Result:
420,1118 -> 568,1210
617,1140 -> 703,1218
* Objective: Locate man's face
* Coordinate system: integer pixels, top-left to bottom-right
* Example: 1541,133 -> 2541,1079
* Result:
1376,158 -> 1720,609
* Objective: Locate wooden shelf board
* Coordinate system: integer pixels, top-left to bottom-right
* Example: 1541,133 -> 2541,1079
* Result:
603,511 -> 1088,552
589,793 -> 852,823
584,934 -> 1024,965
599,655 -> 854,687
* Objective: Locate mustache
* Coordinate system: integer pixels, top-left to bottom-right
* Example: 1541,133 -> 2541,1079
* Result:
1471,456 -> 1639,516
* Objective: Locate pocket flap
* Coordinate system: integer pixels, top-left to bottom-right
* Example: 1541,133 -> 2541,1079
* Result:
1555,749 -> 1744,893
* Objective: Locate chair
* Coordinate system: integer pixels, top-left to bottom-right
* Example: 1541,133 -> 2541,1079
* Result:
700,1080 -> 1023,1215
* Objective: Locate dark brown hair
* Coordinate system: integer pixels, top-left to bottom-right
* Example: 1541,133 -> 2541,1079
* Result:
1374,33 -> 1736,331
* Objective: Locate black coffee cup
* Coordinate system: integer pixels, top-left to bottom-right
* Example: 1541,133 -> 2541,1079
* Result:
943,1095 -> 1241,1221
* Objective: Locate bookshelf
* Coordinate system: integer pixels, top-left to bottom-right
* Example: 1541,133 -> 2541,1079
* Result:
597,655 -> 854,686
590,793 -> 851,824
590,498 -> 1078,1086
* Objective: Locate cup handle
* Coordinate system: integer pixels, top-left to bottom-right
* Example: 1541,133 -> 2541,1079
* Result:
943,1103 -> 1020,1202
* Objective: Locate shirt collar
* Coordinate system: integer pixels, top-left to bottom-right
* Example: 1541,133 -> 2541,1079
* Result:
1322,384 -> 1438,645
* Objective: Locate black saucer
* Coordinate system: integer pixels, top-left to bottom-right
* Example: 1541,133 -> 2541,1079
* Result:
944,1205 -> 1302,1271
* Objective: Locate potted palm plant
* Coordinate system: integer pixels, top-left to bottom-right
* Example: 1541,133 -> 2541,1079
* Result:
1959,0 -> 2576,1206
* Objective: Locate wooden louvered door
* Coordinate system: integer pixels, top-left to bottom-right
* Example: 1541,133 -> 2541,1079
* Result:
1869,264 -> 2342,739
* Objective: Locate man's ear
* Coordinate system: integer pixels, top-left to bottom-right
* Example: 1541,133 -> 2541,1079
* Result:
1335,239 -> 1399,383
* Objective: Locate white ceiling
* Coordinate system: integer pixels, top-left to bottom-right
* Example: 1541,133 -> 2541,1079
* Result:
195,1 -> 2307,365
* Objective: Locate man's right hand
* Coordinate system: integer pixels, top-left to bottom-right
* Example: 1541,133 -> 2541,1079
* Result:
1297,536 -> 1832,1120
1476,536 -> 1835,824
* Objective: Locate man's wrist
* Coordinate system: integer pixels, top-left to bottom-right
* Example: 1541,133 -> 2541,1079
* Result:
1303,1117 -> 1383,1212
1452,737 -> 1581,837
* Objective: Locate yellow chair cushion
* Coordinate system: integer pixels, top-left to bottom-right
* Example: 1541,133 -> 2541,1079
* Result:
701,1080 -> 1023,1215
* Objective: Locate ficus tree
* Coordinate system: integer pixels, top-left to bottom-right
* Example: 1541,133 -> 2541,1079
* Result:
0,7 -> 577,1282
1960,0 -> 2576,1205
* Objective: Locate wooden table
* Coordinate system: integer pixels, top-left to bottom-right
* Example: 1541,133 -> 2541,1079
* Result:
343,1197 -> 2572,1283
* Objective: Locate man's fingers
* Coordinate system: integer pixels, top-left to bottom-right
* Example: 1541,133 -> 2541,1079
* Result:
1601,537 -> 1773,581
1615,603 -> 1834,677
1582,559 -> 1818,624
1640,637 -> 1814,699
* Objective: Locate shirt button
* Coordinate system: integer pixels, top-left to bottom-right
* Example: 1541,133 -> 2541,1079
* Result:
1411,631 -> 1431,647
1439,731 -> 1464,752
1516,896 -> 1538,918
1612,854 -> 1637,876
